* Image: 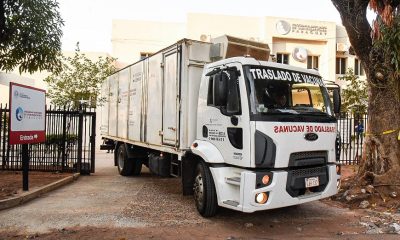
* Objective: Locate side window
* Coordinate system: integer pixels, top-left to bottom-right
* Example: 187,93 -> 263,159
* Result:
206,68 -> 241,116
207,75 -> 215,106
226,70 -> 241,115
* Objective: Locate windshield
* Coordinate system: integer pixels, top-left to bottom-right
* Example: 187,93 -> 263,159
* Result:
244,65 -> 334,119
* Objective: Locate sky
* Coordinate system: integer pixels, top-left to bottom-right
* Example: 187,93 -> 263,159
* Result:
57,0 -> 363,53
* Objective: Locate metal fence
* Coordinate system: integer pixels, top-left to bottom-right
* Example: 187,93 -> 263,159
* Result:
338,112 -> 368,165
0,105 -> 96,173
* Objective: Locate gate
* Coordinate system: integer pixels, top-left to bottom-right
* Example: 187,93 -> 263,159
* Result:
338,112 -> 368,165
0,105 -> 96,173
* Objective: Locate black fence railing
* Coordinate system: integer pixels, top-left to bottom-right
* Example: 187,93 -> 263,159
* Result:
0,105 -> 96,173
338,112 -> 368,165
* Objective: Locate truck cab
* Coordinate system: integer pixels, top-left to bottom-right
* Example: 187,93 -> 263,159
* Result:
191,57 -> 341,216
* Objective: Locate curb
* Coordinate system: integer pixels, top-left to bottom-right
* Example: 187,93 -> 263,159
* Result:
0,173 -> 80,211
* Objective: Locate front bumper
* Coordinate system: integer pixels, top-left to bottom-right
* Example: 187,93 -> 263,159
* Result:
210,164 -> 340,213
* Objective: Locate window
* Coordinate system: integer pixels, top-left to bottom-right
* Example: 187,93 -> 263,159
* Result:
207,75 -> 215,106
354,59 -> 365,76
292,88 -> 312,106
277,53 -> 289,64
307,56 -> 319,69
140,52 -> 153,60
336,57 -> 347,74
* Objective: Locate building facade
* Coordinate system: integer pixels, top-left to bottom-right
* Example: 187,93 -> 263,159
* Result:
112,13 -> 366,85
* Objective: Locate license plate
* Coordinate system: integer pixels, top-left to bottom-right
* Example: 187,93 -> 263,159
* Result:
305,176 -> 319,188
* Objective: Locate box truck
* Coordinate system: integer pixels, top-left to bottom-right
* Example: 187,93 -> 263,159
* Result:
100,35 -> 342,217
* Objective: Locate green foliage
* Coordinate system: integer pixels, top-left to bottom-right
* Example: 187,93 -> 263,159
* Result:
0,0 -> 64,73
44,45 -> 116,108
379,15 -> 400,71
374,15 -> 400,98
339,68 -> 368,116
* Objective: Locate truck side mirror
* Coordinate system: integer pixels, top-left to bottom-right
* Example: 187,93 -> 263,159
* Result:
213,72 -> 228,107
226,70 -> 241,115
332,88 -> 341,115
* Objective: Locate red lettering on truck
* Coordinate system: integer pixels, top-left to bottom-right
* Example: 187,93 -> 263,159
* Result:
274,125 -> 335,133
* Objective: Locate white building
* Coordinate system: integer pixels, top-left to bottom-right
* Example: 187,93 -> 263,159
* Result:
112,13 -> 366,86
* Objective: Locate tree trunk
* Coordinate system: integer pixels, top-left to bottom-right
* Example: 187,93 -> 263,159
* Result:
359,78 -> 400,184
332,0 -> 400,186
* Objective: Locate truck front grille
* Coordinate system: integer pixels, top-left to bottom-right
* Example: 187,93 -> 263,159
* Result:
291,166 -> 327,177
289,151 -> 327,167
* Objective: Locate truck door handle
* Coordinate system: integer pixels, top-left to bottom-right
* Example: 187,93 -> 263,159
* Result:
168,127 -> 176,131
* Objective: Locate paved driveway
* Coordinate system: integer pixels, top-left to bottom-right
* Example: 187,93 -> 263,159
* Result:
0,152 -> 149,233
0,151 -> 390,239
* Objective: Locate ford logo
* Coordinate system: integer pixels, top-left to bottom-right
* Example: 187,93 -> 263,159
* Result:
304,133 -> 318,141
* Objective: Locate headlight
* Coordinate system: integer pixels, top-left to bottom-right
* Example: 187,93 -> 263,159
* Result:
255,192 -> 269,204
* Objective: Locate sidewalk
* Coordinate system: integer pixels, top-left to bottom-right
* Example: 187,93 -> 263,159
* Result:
0,171 -> 79,210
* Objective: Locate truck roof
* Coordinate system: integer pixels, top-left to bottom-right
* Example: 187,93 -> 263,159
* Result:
112,38 -> 210,74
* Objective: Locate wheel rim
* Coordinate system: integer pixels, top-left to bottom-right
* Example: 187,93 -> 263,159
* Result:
118,150 -> 124,170
194,173 -> 204,207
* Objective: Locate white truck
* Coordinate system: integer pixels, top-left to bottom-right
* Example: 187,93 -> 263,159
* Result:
100,35 -> 342,217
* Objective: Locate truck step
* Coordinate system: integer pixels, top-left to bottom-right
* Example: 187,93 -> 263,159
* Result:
223,200 -> 239,207
170,161 -> 180,177
225,177 -> 241,186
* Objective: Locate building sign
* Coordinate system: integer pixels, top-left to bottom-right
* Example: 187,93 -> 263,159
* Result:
9,83 -> 46,145
276,20 -> 291,35
292,24 -> 327,35
276,20 -> 328,36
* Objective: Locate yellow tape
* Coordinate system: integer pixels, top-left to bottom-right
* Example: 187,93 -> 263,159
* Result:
382,129 -> 396,135
365,129 -> 399,137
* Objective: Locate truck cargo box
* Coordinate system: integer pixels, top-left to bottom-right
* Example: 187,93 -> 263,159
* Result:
100,39 -> 212,155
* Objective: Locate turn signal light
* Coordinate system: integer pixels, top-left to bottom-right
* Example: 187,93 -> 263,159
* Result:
262,175 -> 270,185
255,192 -> 269,204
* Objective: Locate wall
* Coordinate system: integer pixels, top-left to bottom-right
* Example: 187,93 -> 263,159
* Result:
112,19 -> 185,67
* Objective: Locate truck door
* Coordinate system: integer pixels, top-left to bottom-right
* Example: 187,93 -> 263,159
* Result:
109,73 -> 118,137
199,64 -> 251,168
162,51 -> 179,146
117,68 -> 129,139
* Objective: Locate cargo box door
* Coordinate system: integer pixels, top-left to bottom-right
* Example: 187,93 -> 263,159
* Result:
100,79 -> 109,135
162,51 -> 179,146
117,68 -> 129,139
109,74 -> 118,137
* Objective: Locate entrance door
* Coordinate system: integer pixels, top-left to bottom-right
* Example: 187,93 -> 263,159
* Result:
162,51 -> 179,146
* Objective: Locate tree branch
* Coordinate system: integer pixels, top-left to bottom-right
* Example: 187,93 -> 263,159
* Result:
0,0 -> 5,41
331,0 -> 372,65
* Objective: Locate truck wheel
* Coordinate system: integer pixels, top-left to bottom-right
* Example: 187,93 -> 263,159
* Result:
117,145 -> 133,176
193,161 -> 218,217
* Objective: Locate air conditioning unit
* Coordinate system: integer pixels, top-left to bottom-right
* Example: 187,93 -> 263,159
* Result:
336,43 -> 348,52
292,47 -> 308,62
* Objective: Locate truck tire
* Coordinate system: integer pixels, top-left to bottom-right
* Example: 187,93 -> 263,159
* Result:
117,145 -> 133,176
193,161 -> 218,217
